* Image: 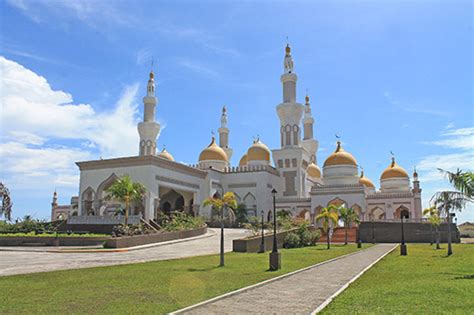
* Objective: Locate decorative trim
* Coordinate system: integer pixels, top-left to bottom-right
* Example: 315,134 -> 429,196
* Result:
228,183 -> 257,188
155,175 -> 200,189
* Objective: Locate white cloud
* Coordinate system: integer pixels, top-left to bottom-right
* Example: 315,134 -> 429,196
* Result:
0,56 -> 141,192
177,58 -> 219,78
384,91 -> 451,118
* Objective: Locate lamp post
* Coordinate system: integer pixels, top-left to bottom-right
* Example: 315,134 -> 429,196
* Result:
269,188 -> 281,271
259,210 -> 265,253
400,214 -> 407,256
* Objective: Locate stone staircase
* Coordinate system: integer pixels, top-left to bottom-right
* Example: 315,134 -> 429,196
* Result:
319,227 -> 358,243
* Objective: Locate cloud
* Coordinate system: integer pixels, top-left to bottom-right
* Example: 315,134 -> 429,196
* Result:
177,58 -> 219,78
384,91 -> 451,118
0,56 -> 142,192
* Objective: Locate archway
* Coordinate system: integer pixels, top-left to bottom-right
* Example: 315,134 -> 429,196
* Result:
394,206 -> 410,219
81,187 -> 95,215
351,204 -> 363,222
369,207 -> 385,220
328,198 -> 347,208
298,209 -> 311,221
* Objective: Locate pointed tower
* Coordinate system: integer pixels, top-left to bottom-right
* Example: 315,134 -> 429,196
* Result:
412,167 -> 422,219
218,106 -> 233,160
138,71 -> 161,156
51,190 -> 58,208
301,94 -> 319,163
272,43 -> 311,198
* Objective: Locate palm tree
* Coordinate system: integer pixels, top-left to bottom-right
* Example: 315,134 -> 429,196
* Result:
423,206 -> 441,249
338,206 -> 360,245
430,191 -> 469,256
316,205 -> 339,249
438,169 -> 474,199
105,175 -> 145,226
203,192 -> 237,267
0,182 -> 13,221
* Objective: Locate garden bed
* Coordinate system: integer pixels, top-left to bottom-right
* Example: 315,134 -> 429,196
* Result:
104,226 -> 207,248
0,235 -> 109,246
233,229 -> 298,253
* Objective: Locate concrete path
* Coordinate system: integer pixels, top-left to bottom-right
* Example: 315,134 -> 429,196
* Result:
175,244 -> 396,315
0,228 -> 250,277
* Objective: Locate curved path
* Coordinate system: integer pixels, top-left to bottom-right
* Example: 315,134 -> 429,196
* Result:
0,228 -> 250,277
174,244 -> 396,315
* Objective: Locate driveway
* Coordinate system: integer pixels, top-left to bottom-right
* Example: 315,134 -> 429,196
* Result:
0,228 -> 250,276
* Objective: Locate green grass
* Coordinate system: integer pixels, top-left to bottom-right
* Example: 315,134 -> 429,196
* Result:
322,244 -> 474,314
0,244 -> 365,314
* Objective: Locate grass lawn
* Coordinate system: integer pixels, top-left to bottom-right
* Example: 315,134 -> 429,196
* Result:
1,244 -> 365,314
322,244 -> 474,314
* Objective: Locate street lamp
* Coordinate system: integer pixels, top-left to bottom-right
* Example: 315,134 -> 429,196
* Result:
400,213 -> 407,256
259,210 -> 265,253
269,188 -> 281,271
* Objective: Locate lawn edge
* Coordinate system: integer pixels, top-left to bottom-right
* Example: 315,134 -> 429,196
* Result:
169,244 -> 374,315
311,243 -> 398,314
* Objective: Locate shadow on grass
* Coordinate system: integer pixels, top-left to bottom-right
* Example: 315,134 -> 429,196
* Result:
186,266 -> 221,272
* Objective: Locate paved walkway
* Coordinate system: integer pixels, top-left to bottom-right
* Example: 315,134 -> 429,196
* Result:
0,228 -> 250,276
176,244 -> 396,315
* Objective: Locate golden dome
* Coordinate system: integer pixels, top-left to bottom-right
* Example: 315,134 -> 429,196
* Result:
199,137 -> 228,162
285,44 -> 291,54
380,158 -> 409,180
149,71 -> 154,80
359,171 -> 375,188
158,148 -> 174,161
247,139 -> 271,162
305,94 -> 310,104
323,141 -> 358,167
306,162 -> 321,178
239,154 -> 247,167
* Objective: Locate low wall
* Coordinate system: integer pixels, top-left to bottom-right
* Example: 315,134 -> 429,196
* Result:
57,223 -> 116,234
104,226 -> 207,248
0,236 -> 109,247
233,229 -> 297,253
359,222 -> 460,243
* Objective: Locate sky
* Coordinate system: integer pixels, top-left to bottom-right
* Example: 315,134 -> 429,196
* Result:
0,0 -> 473,223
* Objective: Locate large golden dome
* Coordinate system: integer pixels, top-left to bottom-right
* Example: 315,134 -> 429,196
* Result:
323,141 -> 358,167
247,139 -> 271,162
306,162 -> 321,178
199,137 -> 228,162
239,153 -> 248,166
359,171 -> 375,188
158,148 -> 174,161
380,158 -> 409,180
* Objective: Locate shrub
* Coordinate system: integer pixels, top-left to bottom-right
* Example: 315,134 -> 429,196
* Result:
159,211 -> 206,232
283,232 -> 301,248
302,230 -> 321,246
111,223 -> 154,237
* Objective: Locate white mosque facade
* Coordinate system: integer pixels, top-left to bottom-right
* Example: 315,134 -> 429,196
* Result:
55,45 -> 423,224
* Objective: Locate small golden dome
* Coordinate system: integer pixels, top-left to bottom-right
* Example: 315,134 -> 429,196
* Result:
285,44 -> 291,54
158,148 -> 174,161
247,139 -> 271,162
380,157 -> 409,180
149,71 -> 154,80
323,141 -> 358,167
306,162 -> 321,178
359,171 -> 375,188
305,94 -> 310,104
239,154 -> 247,167
199,137 -> 228,162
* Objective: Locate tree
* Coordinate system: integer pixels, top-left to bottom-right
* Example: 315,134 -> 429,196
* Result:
234,203 -> 248,225
431,191 -> 469,256
203,192 -> 237,267
105,175 -> 145,226
0,182 -> 13,221
338,206 -> 360,245
423,206 -> 441,249
438,169 -> 474,199
316,205 -> 339,249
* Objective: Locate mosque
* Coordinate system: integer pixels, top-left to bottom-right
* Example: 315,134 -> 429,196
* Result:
52,44 -> 423,225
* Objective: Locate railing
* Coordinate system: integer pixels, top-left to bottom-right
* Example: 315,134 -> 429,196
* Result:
68,215 -> 142,225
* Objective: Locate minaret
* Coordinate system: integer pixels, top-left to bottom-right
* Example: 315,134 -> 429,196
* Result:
138,71 -> 161,156
272,43 -> 308,199
218,105 -> 233,160
412,167 -> 422,219
302,94 -> 319,163
51,190 -> 58,208
277,43 -> 304,148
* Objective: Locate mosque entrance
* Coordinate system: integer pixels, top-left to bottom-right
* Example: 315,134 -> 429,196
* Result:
156,187 -> 195,219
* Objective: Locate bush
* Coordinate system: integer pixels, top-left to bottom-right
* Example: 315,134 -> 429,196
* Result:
0,216 -> 62,235
301,230 -> 321,246
284,232 -> 301,248
159,211 -> 206,232
111,223 -> 154,237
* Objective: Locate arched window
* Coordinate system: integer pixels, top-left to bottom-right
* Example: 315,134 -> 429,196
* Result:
285,125 -> 291,146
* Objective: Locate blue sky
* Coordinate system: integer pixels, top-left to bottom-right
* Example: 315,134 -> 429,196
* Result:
1,0 -> 473,222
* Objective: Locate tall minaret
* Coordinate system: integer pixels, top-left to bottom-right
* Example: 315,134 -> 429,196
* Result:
272,43 -> 308,199
218,106 -> 233,160
138,71 -> 161,156
277,44 -> 304,148
302,94 -> 319,163
412,167 -> 422,219
51,190 -> 58,208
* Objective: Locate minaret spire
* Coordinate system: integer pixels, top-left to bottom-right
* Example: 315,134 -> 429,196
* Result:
138,67 -> 161,156
218,105 -> 232,160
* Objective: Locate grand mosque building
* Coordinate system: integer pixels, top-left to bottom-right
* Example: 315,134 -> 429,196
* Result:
52,44 -> 423,224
